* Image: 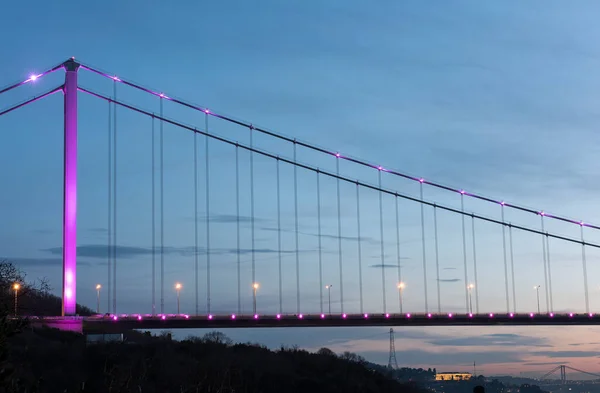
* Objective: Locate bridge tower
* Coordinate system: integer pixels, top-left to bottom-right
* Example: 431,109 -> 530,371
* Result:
560,365 -> 566,384
388,328 -> 399,369
62,57 -> 79,316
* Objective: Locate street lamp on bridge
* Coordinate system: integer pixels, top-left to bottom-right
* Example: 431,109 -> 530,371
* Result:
175,283 -> 182,314
13,283 -> 20,316
397,282 -> 405,313
252,283 -> 259,315
325,284 -> 333,315
467,284 -> 474,314
534,285 -> 541,314
95,284 -> 101,313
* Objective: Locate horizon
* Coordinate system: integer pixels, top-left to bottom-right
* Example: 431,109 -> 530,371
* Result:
3,0 -> 600,377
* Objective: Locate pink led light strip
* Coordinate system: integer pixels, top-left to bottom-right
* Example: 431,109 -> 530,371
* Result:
0,61 -> 64,96
77,85 -> 600,250
78,62 -> 600,231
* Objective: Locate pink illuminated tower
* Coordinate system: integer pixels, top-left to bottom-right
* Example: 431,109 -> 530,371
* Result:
62,58 -> 79,316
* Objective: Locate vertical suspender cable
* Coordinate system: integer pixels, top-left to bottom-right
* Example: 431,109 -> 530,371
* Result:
378,170 -> 386,313
336,158 -> 344,314
205,114 -> 211,314
471,215 -> 480,313
317,170 -> 323,314
540,216 -> 549,313
460,194 -> 469,313
249,128 -> 256,305
236,144 -> 241,315
159,97 -> 164,314
112,81 -> 117,314
194,126 -> 199,316
277,158 -> 283,314
151,116 -> 156,315
581,225 -> 590,314
395,195 -> 402,313
509,224 -> 516,313
107,100 -> 112,314
501,205 -> 510,313
546,233 -> 553,312
356,182 -> 364,314
293,142 -> 300,313
433,205 -> 441,313
419,181 -> 429,313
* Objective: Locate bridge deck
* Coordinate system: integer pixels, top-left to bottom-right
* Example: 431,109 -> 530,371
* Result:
26,312 -> 600,334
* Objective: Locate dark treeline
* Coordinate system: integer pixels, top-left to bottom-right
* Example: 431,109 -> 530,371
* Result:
0,261 -> 422,392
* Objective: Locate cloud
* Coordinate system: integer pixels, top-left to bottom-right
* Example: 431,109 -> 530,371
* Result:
437,278 -> 461,282
196,214 -> 269,224
259,226 -> 378,244
43,245 -> 156,259
5,257 -> 93,267
41,244 -> 315,260
531,351 -> 600,358
87,228 -> 108,233
428,333 -> 550,347
523,361 -> 567,366
369,264 -> 400,269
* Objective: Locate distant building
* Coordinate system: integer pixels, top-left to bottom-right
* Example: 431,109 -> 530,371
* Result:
435,372 -> 473,381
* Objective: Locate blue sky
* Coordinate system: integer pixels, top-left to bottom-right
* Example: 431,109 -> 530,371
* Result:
2,0 -> 600,375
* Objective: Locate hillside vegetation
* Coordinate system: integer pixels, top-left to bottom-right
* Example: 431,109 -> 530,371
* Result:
0,261 -> 421,393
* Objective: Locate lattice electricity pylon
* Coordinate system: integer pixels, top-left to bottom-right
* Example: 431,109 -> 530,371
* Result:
388,328 -> 399,369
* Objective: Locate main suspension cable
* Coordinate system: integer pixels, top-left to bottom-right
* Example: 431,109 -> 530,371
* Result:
79,88 -> 600,249
81,62 -> 600,233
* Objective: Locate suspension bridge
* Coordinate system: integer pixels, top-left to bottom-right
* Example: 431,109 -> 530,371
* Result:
2,57 -> 600,333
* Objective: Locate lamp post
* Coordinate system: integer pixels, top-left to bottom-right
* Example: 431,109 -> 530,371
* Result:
467,284 -> 474,314
325,284 -> 333,315
13,283 -> 20,316
95,284 -> 101,313
175,283 -> 182,314
397,282 -> 405,313
534,285 -> 541,314
252,283 -> 259,314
